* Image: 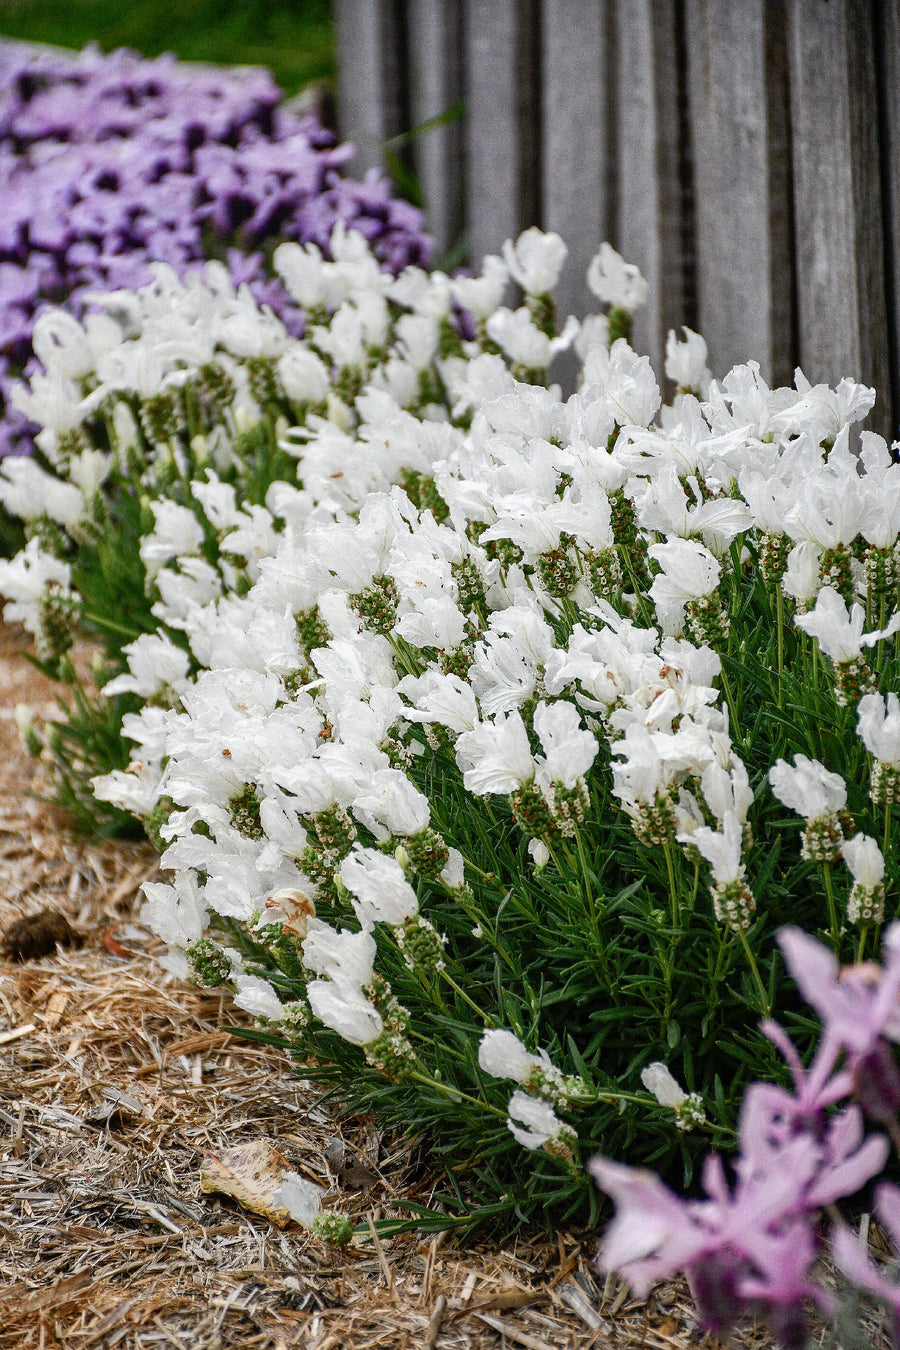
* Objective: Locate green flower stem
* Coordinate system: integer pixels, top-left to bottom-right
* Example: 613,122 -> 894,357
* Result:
559,595 -> 582,637
572,825 -> 594,903
439,886 -> 519,976
821,861 -> 840,951
718,666 -> 743,748
439,968 -> 493,1024
570,823 -> 614,987
81,609 -> 144,641
184,382 -> 200,443
775,585 -> 785,705
737,926 -> 771,1016
663,840 -> 680,932
407,1070 -> 508,1119
728,541 -> 746,626
388,636 -> 425,680
621,553 -> 655,627
457,855 -> 501,884
885,801 -> 893,863
657,844 -> 680,1034
596,1090 -> 651,1109
708,930 -> 732,1014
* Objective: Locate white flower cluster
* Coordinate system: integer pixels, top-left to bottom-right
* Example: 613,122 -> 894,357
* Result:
4,220 -> 900,1171
477,1027 -> 588,1161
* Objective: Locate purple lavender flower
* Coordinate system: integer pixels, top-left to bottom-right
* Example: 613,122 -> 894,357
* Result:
592,925 -> 897,1348
0,40 -> 430,457
779,925 -> 900,1121
590,1141 -> 836,1344
739,1018 -> 853,1147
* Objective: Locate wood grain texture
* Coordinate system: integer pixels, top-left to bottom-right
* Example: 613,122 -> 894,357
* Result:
845,1 -> 891,436
685,0 -> 775,380
541,0 -> 607,324
789,0 -> 889,430
877,0 -> 900,435
407,0 -> 464,260
334,0 -> 404,177
615,0 -> 685,374
763,0 -> 796,388
464,0 -> 540,264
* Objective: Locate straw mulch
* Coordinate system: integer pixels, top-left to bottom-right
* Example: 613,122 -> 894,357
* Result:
0,623 -> 882,1349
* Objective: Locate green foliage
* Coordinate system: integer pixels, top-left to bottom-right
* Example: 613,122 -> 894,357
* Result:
0,0 -> 335,98
6,228 -> 897,1233
10,372 -> 306,833
202,522 -> 900,1227
28,661 -> 145,837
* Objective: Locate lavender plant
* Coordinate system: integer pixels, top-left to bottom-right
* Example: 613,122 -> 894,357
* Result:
0,225 -> 440,829
3,226 -> 900,1227
0,40 -> 428,460
592,923 -> 900,1349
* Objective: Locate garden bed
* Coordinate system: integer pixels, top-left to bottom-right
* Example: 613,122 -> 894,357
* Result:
0,623 -> 748,1349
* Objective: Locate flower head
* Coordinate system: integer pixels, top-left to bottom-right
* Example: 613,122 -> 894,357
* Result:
586,243 -> 648,312
768,755 -> 847,820
795,586 -> 900,663
502,228 -> 567,296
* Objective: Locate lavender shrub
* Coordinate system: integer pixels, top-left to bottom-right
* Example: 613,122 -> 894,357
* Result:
592,924 -> 900,1348
0,41 -> 429,457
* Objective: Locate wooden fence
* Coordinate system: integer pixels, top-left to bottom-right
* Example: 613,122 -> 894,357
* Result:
334,0 -> 900,438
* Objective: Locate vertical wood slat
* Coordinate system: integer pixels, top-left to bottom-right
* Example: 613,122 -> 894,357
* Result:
463,0 -> 540,266
878,0 -> 900,437
685,0 -> 777,382
407,0 -> 464,261
788,0 -> 890,434
763,1 -> 796,389
615,0 -> 684,375
540,0 -> 607,325
333,0 -> 405,178
845,3 -> 891,438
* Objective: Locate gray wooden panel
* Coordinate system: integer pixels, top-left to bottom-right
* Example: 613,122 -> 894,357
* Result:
407,0 -> 464,262
685,0 -> 774,381
541,0 -> 607,324
615,0 -> 684,374
334,0 -> 404,178
789,0 -> 889,432
845,3 -> 891,438
763,1 -> 795,388
868,2 -> 895,437
879,2 -> 900,437
464,0 -> 538,265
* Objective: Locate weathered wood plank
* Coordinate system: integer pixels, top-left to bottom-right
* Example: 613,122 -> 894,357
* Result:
685,0 -> 777,381
873,0 -> 899,437
788,0 -> 890,431
463,0 -> 540,265
407,0 -> 464,262
762,1 -> 796,388
614,0 -> 685,375
333,0 -> 405,178
541,0 -> 607,325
